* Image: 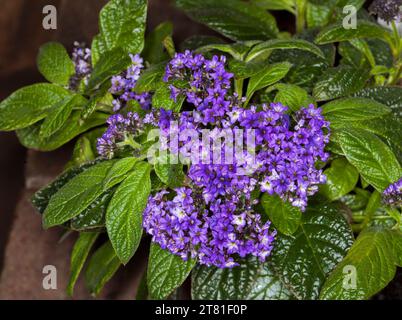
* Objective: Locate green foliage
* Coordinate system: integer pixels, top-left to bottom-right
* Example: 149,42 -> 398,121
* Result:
147,243 -> 196,299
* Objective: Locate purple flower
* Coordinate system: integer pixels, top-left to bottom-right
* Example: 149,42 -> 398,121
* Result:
383,177 -> 402,206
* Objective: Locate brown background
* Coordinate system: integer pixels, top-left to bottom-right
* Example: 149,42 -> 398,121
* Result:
0,0 -> 400,300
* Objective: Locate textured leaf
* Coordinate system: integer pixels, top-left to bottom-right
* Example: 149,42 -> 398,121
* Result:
37,42 -> 75,85
0,83 -> 72,131
315,20 -> 391,44
87,48 -> 131,90
134,63 -> 166,93
31,160 -> 103,214
85,241 -> 121,295
261,194 -> 302,235
106,161 -> 151,264
143,22 -> 173,64
246,62 -> 292,99
319,158 -> 359,201
67,232 -> 99,296
313,66 -> 369,101
333,127 -> 402,191
43,159 -> 131,228
152,82 -> 185,112
320,228 -> 402,300
147,243 -> 195,299
154,155 -> 185,188
91,0 -> 147,65
40,95 -> 87,138
273,83 -> 313,112
269,204 -> 354,299
246,39 -> 324,62
198,42 -> 255,60
192,257 -> 292,300
16,111 -> 107,151
322,98 -> 391,125
176,0 -> 278,41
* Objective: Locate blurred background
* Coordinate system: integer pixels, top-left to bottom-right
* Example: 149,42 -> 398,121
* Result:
0,0 -> 400,299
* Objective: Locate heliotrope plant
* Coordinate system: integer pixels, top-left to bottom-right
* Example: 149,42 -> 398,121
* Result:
0,0 -> 401,300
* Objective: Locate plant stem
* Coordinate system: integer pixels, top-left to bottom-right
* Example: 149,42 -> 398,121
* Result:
295,0 -> 306,33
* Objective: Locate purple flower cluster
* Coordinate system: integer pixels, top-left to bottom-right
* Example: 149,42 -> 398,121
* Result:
383,177 -> 402,206
110,54 -> 151,112
96,112 -> 143,158
369,0 -> 402,22
143,187 -> 276,268
69,42 -> 92,90
164,50 -> 237,125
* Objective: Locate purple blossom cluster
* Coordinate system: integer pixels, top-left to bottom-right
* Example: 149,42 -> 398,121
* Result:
69,42 -> 92,90
164,50 -> 237,125
383,177 -> 402,206
369,0 -> 402,22
110,54 -> 151,112
143,187 -> 276,268
96,112 -> 143,158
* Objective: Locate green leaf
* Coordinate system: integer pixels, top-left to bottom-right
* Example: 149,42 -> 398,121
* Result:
16,111 -> 107,151
147,243 -> 195,299
152,82 -> 185,112
40,94 -> 87,138
134,63 -> 166,93
192,257 -> 293,299
306,2 -> 333,28
37,42 -> 75,86
320,228 -> 402,300
197,42 -> 257,60
246,62 -> 292,100
322,98 -> 391,125
154,155 -> 185,188
319,158 -> 359,201
228,59 -> 267,80
103,157 -> 139,190
313,66 -> 369,101
269,204 -> 354,299
87,48 -> 131,91
273,83 -> 313,112
106,161 -> 151,264
0,83 -> 73,131
91,0 -> 147,65
315,20 -> 391,44
43,159 -> 133,228
70,187 -> 116,231
85,241 -> 121,296
261,194 -> 302,235
333,127 -> 402,191
175,0 -> 278,41
66,136 -> 96,169
31,160 -> 104,214
67,232 -> 99,296
352,86 -> 402,113
246,39 -> 324,62
143,22 -> 173,64
251,0 -> 295,13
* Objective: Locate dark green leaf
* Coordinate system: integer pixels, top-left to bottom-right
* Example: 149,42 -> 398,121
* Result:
32,160 -> 103,214
40,94 -> 87,138
0,83 -> 73,131
246,39 -> 324,62
91,0 -> 147,65
320,228 -> 402,299
37,42 -> 75,85
154,155 -> 185,188
85,241 -> 121,295
134,63 -> 166,93
16,111 -> 107,151
143,22 -> 173,64
315,20 -> 391,44
192,257 -> 293,300
67,232 -> 99,296
261,194 -> 302,235
176,0 -> 278,41
273,83 -> 313,112
148,243 -> 195,299
322,98 -> 391,125
269,204 -> 354,299
313,66 -> 369,101
333,127 -> 402,191
106,161 -> 151,264
246,62 -> 292,99
319,158 -> 359,201
87,48 -> 131,91
152,82 -> 185,112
